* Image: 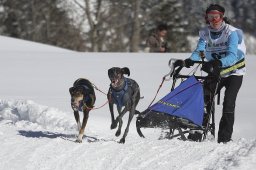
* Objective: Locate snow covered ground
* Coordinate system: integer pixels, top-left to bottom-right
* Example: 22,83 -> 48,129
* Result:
0,36 -> 255,170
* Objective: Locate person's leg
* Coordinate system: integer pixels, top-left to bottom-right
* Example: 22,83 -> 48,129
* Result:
218,75 -> 243,143
188,76 -> 220,141
203,76 -> 222,127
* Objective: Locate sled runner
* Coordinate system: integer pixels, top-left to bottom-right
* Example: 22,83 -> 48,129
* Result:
136,59 -> 220,141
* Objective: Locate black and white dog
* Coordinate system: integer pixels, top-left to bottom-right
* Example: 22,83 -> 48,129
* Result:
107,67 -> 140,143
69,78 -> 96,143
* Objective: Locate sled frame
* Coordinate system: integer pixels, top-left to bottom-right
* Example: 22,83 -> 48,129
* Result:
136,60 -> 220,141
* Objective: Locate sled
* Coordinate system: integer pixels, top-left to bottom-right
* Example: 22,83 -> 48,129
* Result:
136,59 -> 220,141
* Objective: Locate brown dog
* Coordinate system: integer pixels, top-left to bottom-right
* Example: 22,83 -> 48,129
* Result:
69,78 -> 96,143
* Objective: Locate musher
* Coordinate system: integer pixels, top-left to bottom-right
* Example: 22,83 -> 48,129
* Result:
183,4 -> 246,143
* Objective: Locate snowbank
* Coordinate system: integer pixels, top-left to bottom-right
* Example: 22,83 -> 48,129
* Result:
0,99 -> 76,131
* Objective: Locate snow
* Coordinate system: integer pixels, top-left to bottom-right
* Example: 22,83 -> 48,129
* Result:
0,35 -> 256,170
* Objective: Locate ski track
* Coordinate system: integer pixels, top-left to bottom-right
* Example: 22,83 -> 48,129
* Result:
0,99 -> 256,170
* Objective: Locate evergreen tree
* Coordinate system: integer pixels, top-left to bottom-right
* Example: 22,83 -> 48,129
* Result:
0,0 -> 255,53
0,0 -> 85,51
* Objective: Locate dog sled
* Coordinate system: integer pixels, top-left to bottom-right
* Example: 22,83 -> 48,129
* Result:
136,59 -> 220,141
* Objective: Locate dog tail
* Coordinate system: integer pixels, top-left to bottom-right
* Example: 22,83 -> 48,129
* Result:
121,67 -> 130,76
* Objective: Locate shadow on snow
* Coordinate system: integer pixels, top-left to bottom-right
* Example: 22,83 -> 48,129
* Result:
17,130 -> 115,143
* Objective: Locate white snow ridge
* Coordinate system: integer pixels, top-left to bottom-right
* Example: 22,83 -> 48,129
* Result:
0,99 -> 76,131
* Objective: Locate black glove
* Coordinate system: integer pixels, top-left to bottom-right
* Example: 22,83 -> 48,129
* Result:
173,60 -> 184,68
202,60 -> 222,76
184,58 -> 194,68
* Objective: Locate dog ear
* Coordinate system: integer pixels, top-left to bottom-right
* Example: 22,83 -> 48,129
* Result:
108,68 -> 114,78
121,67 -> 130,76
69,87 -> 74,94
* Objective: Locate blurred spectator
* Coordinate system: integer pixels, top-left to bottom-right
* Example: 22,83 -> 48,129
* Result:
145,24 -> 169,52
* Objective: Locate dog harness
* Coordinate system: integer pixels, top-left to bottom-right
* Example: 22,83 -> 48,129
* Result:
111,77 -> 131,110
73,85 -> 93,112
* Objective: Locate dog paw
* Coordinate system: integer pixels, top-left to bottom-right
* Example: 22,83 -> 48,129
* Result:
110,122 -> 117,129
119,138 -> 125,144
75,138 -> 83,143
115,130 -> 121,137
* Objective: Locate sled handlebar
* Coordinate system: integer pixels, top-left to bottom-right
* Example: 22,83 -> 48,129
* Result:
167,58 -> 210,80
168,58 -> 204,69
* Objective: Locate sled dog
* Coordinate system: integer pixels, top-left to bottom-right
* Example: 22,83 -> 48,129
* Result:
107,67 -> 140,143
69,78 -> 96,143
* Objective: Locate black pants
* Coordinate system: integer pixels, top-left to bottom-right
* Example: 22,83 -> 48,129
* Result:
204,75 -> 243,143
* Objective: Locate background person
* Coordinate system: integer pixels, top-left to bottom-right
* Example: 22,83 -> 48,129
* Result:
145,24 -> 169,52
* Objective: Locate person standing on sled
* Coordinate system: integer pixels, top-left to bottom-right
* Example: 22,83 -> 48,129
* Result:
183,4 -> 246,143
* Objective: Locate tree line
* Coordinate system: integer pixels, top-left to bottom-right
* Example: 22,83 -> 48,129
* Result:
0,0 -> 255,53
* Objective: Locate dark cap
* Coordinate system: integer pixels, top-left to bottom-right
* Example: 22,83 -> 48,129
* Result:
206,4 -> 225,14
157,24 -> 168,31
